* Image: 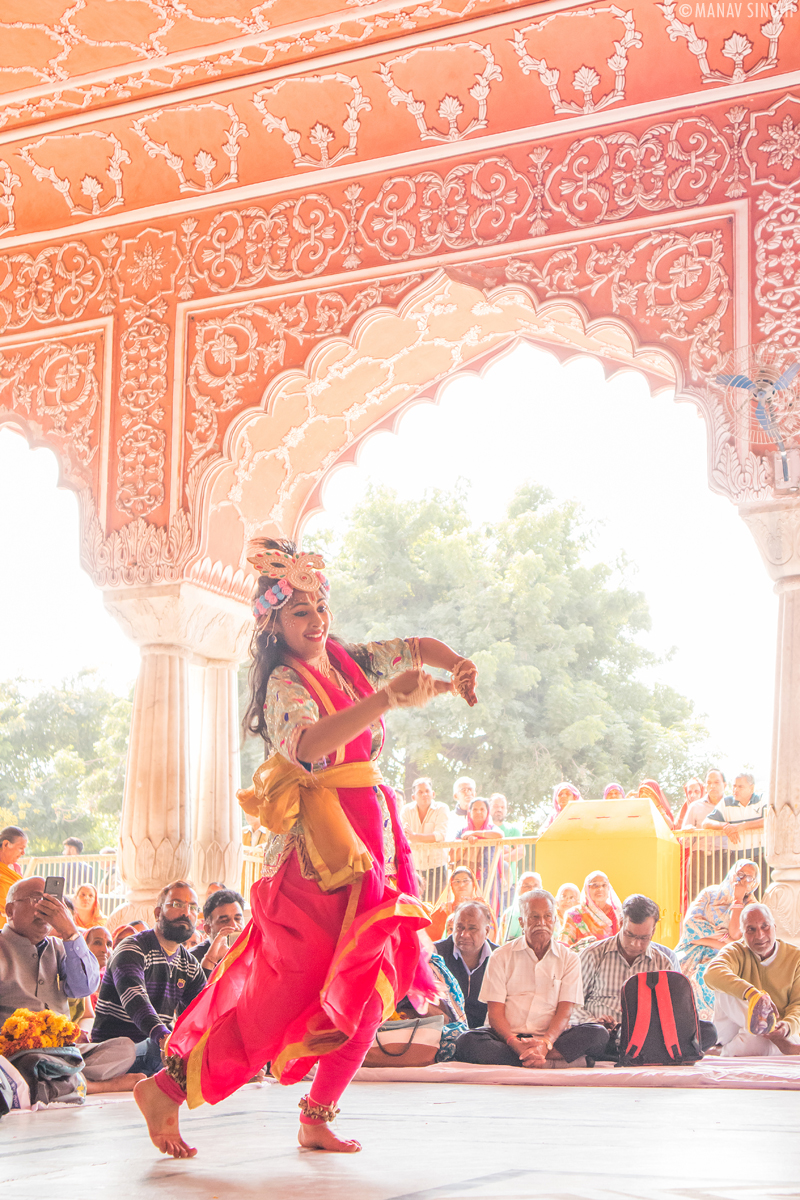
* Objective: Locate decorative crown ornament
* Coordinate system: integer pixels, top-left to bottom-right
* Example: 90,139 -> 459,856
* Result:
247,548 -> 329,619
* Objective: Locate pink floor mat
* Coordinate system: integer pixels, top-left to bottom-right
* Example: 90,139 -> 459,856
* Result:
353,1056 -> 800,1089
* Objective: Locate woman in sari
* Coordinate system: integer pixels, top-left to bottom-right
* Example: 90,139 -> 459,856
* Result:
456,797 -> 503,911
559,870 -> 623,950
135,539 -> 477,1159
603,782 -> 625,800
428,865 -> 498,941
676,859 -> 759,1020
542,782 -> 581,830
638,779 -> 675,829
72,883 -> 106,930
0,826 -> 27,929
498,871 -> 542,943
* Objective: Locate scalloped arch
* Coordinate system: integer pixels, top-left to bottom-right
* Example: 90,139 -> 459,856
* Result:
186,269 -> 707,598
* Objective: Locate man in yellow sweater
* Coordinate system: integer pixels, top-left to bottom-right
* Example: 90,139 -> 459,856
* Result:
704,902 -> 800,1056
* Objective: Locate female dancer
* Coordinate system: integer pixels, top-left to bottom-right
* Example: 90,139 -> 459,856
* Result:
135,540 -> 477,1158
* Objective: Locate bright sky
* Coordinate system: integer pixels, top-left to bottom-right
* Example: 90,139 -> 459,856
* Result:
0,341 -> 776,787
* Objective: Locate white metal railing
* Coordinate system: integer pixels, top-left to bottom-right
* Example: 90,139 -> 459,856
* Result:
19,827 -> 769,922
21,854 -> 123,918
675,826 -> 768,911
408,836 -> 539,912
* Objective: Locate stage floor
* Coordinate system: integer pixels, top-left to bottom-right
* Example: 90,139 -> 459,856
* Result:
3,1079 -> 800,1199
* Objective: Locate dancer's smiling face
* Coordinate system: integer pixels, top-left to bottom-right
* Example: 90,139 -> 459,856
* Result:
277,589 -> 331,660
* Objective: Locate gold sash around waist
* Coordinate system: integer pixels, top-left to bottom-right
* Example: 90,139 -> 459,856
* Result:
238,755 -> 381,892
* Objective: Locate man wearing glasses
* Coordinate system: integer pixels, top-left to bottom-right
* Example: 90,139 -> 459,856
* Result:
92,882 -> 206,1076
570,893 -> 718,1058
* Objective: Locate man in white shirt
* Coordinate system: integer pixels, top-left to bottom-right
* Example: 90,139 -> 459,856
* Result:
453,889 -> 610,1067
400,777 -> 450,901
447,776 -> 476,840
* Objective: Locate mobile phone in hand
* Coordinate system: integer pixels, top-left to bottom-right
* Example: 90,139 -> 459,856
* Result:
44,875 -> 65,901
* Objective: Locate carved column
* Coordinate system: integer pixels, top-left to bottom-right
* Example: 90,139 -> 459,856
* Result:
739,498 -> 800,946
103,582 -> 252,924
189,655 -> 247,897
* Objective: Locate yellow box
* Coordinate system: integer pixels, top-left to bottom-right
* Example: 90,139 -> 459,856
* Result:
536,798 -> 682,948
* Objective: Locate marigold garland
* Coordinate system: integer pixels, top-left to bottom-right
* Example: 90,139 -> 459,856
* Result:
0,1007 -> 79,1057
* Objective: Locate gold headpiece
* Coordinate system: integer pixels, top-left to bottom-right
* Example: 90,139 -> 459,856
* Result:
247,548 -> 328,621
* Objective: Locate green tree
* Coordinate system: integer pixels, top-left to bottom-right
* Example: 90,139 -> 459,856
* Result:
310,484 -> 715,829
0,672 -> 132,853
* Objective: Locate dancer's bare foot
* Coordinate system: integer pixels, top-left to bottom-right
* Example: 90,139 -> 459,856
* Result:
298,1122 -> 362,1153
134,1077 -> 197,1159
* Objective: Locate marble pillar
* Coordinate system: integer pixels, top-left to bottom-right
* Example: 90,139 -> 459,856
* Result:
740,498 -> 800,946
189,656 -> 244,897
103,582 -> 252,924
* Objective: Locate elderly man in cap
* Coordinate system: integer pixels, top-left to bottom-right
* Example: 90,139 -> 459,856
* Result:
705,902 -> 800,1056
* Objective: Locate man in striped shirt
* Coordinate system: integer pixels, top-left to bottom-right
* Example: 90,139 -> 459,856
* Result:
570,893 -> 717,1054
92,881 -> 206,1076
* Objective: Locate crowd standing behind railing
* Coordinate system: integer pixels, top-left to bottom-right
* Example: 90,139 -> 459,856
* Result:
0,766 -> 781,1113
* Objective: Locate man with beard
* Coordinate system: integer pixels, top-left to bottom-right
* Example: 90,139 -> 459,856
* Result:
92,881 -> 206,1076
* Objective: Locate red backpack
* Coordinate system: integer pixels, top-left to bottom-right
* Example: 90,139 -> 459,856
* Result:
618,971 -> 703,1067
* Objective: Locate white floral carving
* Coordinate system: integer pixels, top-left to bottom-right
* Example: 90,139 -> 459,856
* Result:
116,303 -> 169,517
18,131 -> 129,217
0,338 -> 101,480
0,242 -> 103,333
658,0 -> 796,83
505,228 -> 731,381
132,103 -> 248,194
754,183 -> 800,347
760,115 -> 800,171
253,74 -> 370,169
512,6 -> 642,116
378,42 -> 501,142
79,490 -> 191,588
0,160 -> 21,236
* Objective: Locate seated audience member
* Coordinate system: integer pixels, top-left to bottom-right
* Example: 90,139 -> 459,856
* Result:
92,881 -> 206,1076
498,872 -> 542,943
193,889 -> 245,977
386,934 -> 469,1064
435,901 -> 498,1028
0,879 -> 142,1092
0,876 -> 99,1021
112,921 -> 142,949
454,889 -> 609,1067
602,783 -> 625,800
72,883 -> 106,930
428,866 -> 498,942
400,777 -> 449,903
559,871 -> 623,950
638,779 -> 675,829
83,924 -> 113,1017
555,882 -> 580,938
676,859 -> 758,1020
705,903 -> 800,1057
542,783 -> 581,831
0,826 -> 27,929
571,893 -> 717,1054
447,776 -> 477,839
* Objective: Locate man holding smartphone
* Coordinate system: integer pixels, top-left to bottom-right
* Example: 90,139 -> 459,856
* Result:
0,875 -> 100,1020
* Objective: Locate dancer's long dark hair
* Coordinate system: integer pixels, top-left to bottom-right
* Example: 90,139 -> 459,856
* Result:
242,536 -> 368,746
